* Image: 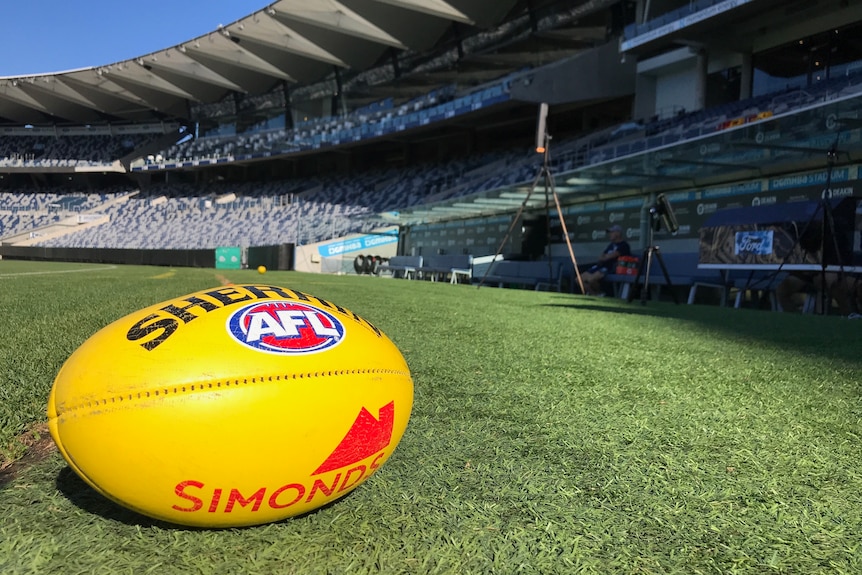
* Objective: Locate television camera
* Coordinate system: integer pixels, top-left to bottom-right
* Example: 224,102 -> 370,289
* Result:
650,193 -> 679,234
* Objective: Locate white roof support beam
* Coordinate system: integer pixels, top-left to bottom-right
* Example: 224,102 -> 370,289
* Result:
0,1 -> 523,124
137,49 -> 245,92
374,0 -> 474,24
0,82 -> 52,114
182,33 -> 295,82
96,64 -> 199,100
269,0 -> 406,48
16,77 -> 102,111
226,17 -> 347,67
63,72 -> 152,108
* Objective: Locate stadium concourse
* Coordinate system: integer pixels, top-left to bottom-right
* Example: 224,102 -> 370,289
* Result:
2,0 -> 862,310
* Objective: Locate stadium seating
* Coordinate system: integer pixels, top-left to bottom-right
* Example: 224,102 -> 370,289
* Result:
602,252 -> 719,302
0,188 -> 133,240
146,79 -> 515,168
579,70 -> 862,169
376,255 -> 423,279
415,254 -> 474,283
12,71 -> 855,252
29,144 -> 539,249
5,61 -> 862,261
598,251 -> 789,308
0,133 -> 161,168
472,259 -> 565,291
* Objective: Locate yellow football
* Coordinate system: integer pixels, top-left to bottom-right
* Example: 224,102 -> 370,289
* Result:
47,284 -> 413,528
257,265 -> 266,274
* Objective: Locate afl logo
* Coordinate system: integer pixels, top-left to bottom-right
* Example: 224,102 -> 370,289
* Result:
227,301 -> 345,354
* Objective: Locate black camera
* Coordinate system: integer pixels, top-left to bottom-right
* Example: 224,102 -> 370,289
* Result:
650,194 -> 679,234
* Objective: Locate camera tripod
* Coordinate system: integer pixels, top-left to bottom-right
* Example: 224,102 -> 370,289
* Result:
627,210 -> 679,305
772,142 -> 851,314
477,132 -> 583,293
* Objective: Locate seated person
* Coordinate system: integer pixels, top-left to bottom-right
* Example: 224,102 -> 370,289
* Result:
580,225 -> 631,296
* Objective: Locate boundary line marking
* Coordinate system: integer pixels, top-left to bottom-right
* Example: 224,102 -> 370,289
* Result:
0,265 -> 118,278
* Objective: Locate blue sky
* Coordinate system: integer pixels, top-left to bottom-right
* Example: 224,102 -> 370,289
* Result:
0,1 -> 270,77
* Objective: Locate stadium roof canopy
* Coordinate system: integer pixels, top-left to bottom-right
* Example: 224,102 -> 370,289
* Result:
0,0 -> 600,126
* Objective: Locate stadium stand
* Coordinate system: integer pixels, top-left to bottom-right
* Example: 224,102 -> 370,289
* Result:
1,0 -> 862,315
0,187 -> 136,245
146,80 -> 511,168
122,62 -> 862,184
23,142 -> 543,249
2,70 -> 859,262
0,123 -> 179,170
0,132 -> 167,168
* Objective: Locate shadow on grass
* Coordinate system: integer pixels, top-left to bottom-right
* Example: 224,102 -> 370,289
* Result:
56,466 -> 356,530
543,295 -> 862,366
56,467 -> 182,530
544,301 -> 656,317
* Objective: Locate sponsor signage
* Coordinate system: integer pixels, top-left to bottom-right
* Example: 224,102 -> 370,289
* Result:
735,230 -> 773,256
317,232 -> 398,258
227,301 -> 345,355
126,284 -> 382,351
172,402 -> 396,516
215,246 -> 242,270
769,169 -> 850,191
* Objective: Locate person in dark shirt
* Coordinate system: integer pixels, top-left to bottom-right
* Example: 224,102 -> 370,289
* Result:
580,225 -> 631,296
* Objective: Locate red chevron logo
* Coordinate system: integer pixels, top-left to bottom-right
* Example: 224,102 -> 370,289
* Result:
312,401 -> 395,475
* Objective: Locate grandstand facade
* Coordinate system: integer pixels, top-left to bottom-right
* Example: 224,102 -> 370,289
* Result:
1,0 -> 861,278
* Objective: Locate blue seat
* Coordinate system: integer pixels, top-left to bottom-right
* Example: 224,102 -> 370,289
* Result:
376,255 -> 423,279
473,259 -> 565,291
417,254 -> 473,283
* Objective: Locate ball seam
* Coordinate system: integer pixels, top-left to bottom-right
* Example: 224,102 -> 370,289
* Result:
54,368 -> 412,416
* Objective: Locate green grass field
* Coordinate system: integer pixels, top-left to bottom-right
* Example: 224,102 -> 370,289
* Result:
1,259 -> 861,574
